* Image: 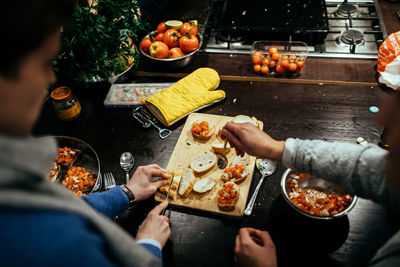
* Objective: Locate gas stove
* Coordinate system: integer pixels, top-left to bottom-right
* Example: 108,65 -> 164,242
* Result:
202,0 -> 387,59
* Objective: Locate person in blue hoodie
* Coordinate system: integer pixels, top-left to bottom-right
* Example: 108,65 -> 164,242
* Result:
0,1 -> 171,266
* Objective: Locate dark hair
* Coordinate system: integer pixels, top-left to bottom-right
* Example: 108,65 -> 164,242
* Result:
0,0 -> 77,78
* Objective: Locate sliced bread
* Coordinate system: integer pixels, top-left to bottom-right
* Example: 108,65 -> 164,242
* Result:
232,115 -> 262,130
159,170 -> 182,199
221,164 -> 249,184
217,182 -> 239,211
189,151 -> 217,175
191,121 -> 215,140
211,143 -> 231,154
231,154 -> 250,166
193,177 -> 215,193
179,168 -> 196,197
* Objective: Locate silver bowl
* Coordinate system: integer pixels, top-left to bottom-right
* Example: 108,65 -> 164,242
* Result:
139,33 -> 202,70
281,168 -> 357,220
54,136 -> 102,194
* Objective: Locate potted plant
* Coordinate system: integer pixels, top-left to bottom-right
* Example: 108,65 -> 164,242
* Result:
55,0 -> 149,82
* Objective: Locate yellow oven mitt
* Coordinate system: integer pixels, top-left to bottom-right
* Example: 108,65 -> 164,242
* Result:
143,68 -> 225,126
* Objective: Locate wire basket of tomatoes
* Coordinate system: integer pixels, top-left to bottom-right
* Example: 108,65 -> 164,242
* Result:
251,41 -> 308,76
139,20 -> 202,70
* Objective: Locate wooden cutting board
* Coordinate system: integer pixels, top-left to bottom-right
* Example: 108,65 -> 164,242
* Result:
155,112 -> 261,217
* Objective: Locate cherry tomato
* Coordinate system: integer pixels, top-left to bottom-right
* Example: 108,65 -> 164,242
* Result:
269,60 -> 276,68
275,64 -> 285,73
252,55 -> 263,65
163,29 -> 179,48
281,60 -> 290,70
157,22 -> 167,33
269,47 -> 278,56
261,57 -> 270,66
253,51 -> 262,57
180,22 -> 198,36
289,63 -> 297,72
253,64 -> 261,72
272,53 -> 281,61
289,55 -> 297,62
140,36 -> 152,53
261,65 -> 269,74
296,60 -> 304,69
154,32 -> 164,42
179,35 -> 199,52
282,55 -> 289,61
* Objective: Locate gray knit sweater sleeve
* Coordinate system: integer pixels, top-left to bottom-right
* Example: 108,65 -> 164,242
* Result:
282,138 -> 400,212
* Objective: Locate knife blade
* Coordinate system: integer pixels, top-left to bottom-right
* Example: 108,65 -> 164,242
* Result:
161,173 -> 174,215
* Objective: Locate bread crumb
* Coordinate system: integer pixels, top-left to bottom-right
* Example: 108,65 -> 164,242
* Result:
200,232 -> 204,234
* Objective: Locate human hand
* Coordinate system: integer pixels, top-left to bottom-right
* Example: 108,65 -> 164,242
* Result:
234,227 -> 277,267
221,122 -> 285,161
136,201 -> 171,247
126,164 -> 170,201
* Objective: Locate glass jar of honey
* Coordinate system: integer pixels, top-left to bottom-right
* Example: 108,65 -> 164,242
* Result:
50,86 -> 81,121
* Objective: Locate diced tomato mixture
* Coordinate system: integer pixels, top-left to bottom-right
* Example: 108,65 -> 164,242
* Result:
288,175 -> 352,216
56,147 -> 77,165
224,164 -> 245,180
217,183 -> 238,205
62,166 -> 96,196
191,121 -> 210,138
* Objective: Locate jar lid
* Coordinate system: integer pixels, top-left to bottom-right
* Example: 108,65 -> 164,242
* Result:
51,86 -> 72,101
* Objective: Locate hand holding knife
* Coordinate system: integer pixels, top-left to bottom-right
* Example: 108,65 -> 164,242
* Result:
161,173 -> 174,216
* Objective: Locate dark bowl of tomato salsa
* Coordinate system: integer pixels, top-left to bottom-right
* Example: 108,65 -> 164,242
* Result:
280,168 -> 358,220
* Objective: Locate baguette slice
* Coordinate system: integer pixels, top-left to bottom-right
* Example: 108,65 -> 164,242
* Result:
159,170 -> 182,200
189,151 -> 217,175
211,143 -> 231,154
232,115 -> 262,129
178,168 -> 196,197
191,121 -> 215,140
221,164 -> 249,184
217,182 -> 239,211
193,177 -> 215,193
231,154 -> 250,166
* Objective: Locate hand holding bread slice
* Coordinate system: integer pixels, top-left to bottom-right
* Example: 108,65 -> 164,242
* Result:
159,170 -> 182,199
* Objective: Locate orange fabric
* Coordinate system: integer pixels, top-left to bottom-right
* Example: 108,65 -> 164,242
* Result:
377,31 -> 400,73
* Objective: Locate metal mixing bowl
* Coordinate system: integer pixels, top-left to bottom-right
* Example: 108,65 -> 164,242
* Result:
139,34 -> 202,70
54,136 -> 102,194
281,168 -> 357,220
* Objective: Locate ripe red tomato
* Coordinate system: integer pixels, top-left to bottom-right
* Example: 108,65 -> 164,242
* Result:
296,60 -> 304,69
261,65 -> 269,74
269,60 -> 276,68
269,47 -> 278,56
163,29 -> 180,48
179,35 -> 199,52
157,22 -> 167,33
252,55 -> 263,65
289,63 -> 297,72
281,59 -> 290,70
261,57 -> 269,66
253,64 -> 261,72
140,36 -> 152,53
180,22 -> 198,36
289,55 -> 297,62
272,53 -> 281,61
253,51 -> 262,58
154,32 -> 164,42
168,47 -> 186,58
275,64 -> 285,73
149,41 -> 169,59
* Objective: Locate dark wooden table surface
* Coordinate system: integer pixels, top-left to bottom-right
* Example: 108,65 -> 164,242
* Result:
34,76 -> 399,267
33,1 -> 400,266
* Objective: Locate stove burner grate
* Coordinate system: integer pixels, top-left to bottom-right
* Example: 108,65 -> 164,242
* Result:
340,29 -> 364,45
335,3 -> 358,17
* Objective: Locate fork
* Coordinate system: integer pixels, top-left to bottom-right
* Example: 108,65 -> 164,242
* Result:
103,172 -> 116,190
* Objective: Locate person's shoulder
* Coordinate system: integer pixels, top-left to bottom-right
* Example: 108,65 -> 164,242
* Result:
0,209 -> 116,266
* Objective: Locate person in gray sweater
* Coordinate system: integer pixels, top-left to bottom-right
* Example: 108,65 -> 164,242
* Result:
221,94 -> 400,267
